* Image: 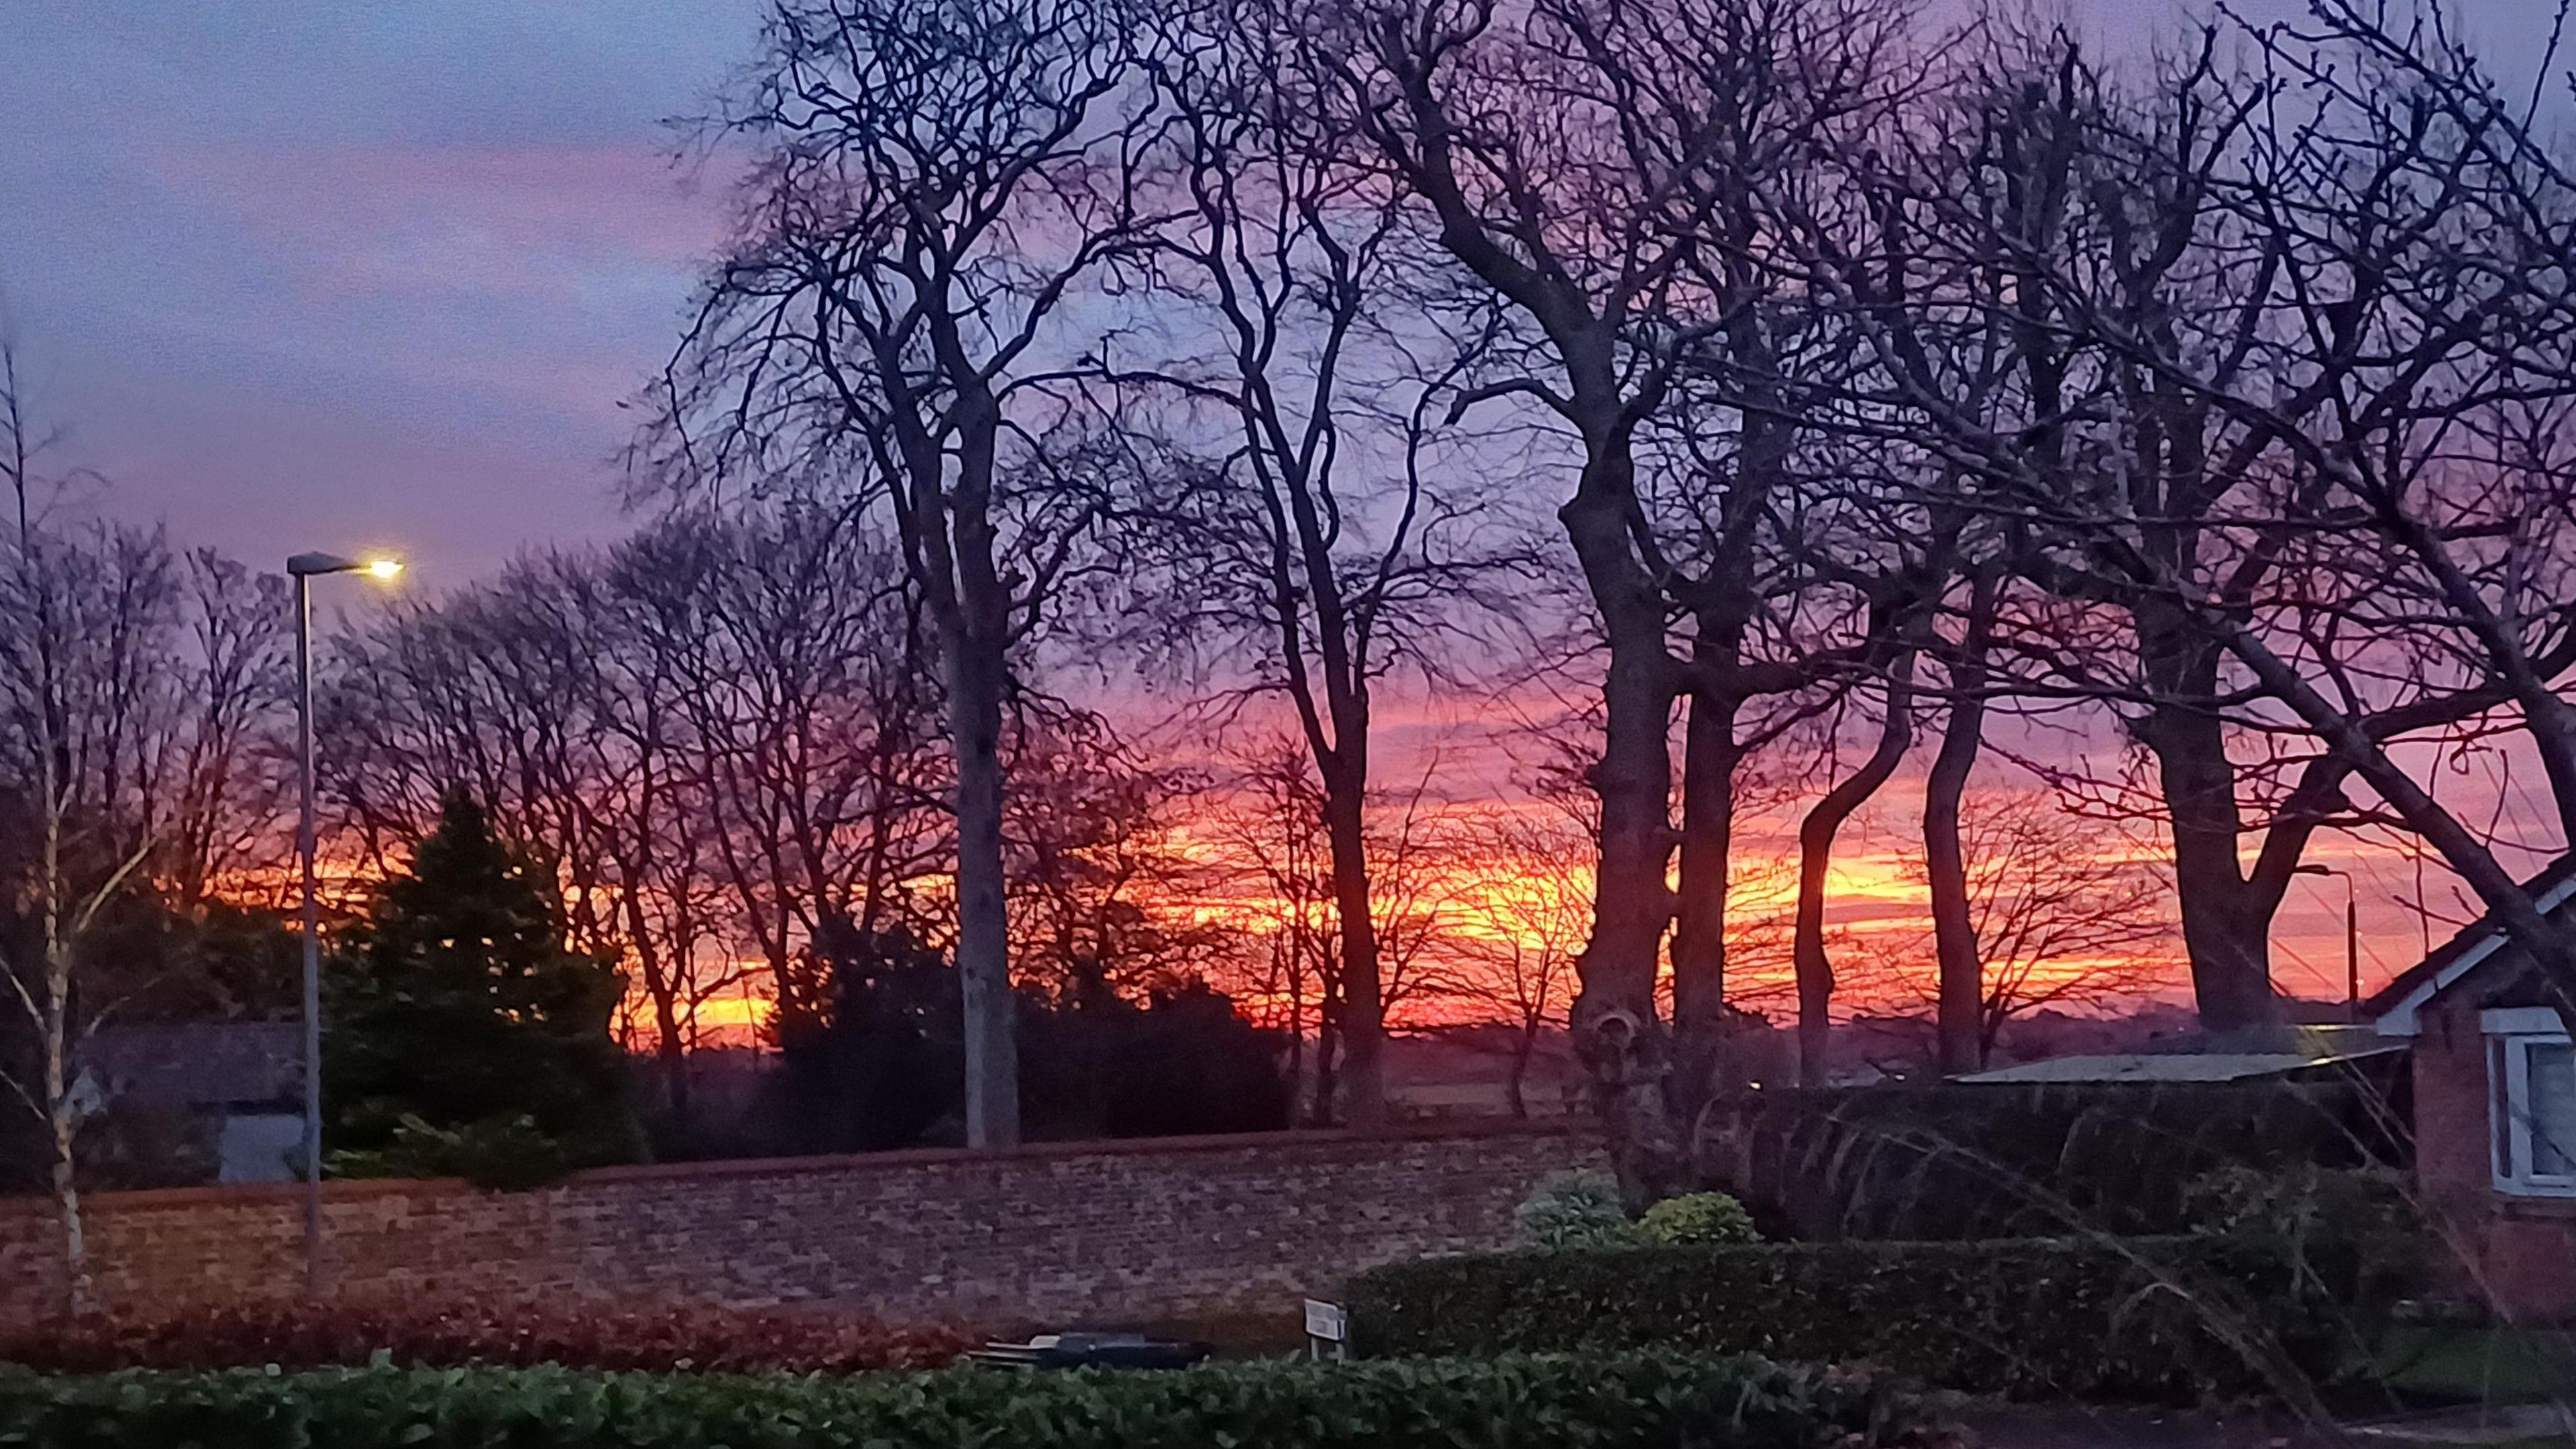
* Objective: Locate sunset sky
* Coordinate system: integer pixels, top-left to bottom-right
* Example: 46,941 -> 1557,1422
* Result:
11,0 -> 2576,1016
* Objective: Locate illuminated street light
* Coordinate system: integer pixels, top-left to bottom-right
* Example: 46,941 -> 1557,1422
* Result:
2294,863 -> 2361,1023
284,549 -> 402,1299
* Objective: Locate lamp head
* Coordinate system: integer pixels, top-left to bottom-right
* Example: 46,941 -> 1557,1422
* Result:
286,551 -> 358,577
286,551 -> 405,581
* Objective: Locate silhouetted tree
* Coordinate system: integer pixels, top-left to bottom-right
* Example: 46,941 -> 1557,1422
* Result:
651,0 -> 1182,1148
325,794 -> 637,1188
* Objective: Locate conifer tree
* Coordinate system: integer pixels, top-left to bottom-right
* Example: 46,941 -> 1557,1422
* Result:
325,792 -> 635,1187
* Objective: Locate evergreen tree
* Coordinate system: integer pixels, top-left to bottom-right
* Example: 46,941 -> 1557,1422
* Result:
325,792 -> 635,1187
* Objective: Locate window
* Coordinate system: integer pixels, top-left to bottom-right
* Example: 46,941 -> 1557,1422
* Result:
2534,1041 -> 2575,1178
2487,1008 -> 2576,1197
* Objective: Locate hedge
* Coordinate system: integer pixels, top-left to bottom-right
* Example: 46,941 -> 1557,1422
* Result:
0,1355 -> 1948,1449
1701,1079 -> 2403,1240
0,1295 -> 973,1375
1347,1238 -> 2381,1404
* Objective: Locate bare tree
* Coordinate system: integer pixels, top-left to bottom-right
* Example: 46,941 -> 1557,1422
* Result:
1775,12 -> 2565,1034
649,0 -> 1180,1145
1789,653 -> 1917,1083
0,341 -> 173,1313
1443,810 -> 1588,1116
1923,567 -> 1999,1075
1111,3 -> 1526,1127
1864,792 -> 2169,1068
1197,738 -> 1342,1120
322,506 -> 945,1108
1293,0 -> 1909,1188
1827,4 -> 2576,1034
160,553 -> 293,913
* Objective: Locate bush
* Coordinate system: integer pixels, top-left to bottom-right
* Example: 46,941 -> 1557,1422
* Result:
0,1355 -> 1950,1449
0,1296 -> 973,1375
1348,1237 -> 2375,1403
1513,1169 -> 1640,1249
1641,1192 -> 1760,1246
2186,1164 -> 2426,1293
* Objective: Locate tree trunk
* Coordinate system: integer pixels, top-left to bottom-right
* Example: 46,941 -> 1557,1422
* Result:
43,945 -> 89,1317
1322,775 -> 1386,1129
653,998 -> 689,1120
1925,574 -> 1994,1076
1794,657 -> 1916,1086
944,616 -> 1020,1148
1670,396 -> 1784,1123
1507,1020 -> 1537,1120
2133,608 -> 2277,1034
1670,683 -> 1741,1118
1558,433 -> 1684,1201
622,888 -> 690,1119
49,1107 -> 87,1317
1311,983 -> 1340,1127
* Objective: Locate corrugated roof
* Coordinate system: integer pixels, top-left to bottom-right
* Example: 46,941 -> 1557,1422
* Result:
1955,1047 -> 2403,1085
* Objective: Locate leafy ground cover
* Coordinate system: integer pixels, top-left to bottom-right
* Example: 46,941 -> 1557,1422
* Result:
0,1295 -> 973,1375
0,1354 -> 1952,1448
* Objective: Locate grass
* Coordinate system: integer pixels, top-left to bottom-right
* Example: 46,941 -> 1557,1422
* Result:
2373,1326 -> 2576,1407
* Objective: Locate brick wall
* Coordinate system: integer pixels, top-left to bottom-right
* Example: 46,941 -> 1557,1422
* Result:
0,1121 -> 1603,1328
2412,1006 -> 2576,1323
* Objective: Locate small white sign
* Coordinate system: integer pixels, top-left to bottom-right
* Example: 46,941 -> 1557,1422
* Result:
1303,1299 -> 1347,1342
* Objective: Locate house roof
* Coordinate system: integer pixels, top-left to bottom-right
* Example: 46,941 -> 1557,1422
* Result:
85,1022 -> 302,1109
2365,855 -> 2576,1036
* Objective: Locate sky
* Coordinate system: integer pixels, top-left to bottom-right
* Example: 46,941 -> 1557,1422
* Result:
7,0 -> 2570,574
7,0 -> 2575,1010
0,0 -> 759,578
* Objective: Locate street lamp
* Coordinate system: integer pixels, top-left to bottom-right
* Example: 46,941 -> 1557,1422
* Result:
285,551 -> 400,1299
2294,863 -> 2360,1023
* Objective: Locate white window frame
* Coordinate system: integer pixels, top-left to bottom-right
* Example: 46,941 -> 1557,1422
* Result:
2484,1007 -> 2576,1197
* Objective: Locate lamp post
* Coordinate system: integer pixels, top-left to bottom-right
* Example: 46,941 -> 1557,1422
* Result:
2295,863 -> 2360,1022
286,551 -> 400,1299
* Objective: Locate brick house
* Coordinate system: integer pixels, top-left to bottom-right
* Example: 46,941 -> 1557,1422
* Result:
2368,861 -> 2576,1323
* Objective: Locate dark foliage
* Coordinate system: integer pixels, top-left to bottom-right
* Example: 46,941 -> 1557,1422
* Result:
325,793 -> 638,1187
0,1296 -> 972,1375
1347,1237 -> 2394,1404
770,926 -> 1291,1152
1697,1079 -> 2408,1241
73,897 -> 303,1024
770,927 -> 963,1153
1018,977 -> 1296,1140
0,1354 -> 1949,1449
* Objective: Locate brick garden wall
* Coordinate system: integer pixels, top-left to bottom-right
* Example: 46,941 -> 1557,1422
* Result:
0,1120 -> 1603,1329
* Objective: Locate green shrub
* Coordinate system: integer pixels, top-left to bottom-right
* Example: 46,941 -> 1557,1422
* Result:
1513,1168 -> 1640,1249
0,1295 -> 973,1375
0,1355 -> 1948,1449
1641,1192 -> 1760,1246
1348,1237 -> 2372,1404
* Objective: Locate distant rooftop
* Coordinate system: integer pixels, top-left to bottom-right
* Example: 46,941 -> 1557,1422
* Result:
87,1022 -> 301,1110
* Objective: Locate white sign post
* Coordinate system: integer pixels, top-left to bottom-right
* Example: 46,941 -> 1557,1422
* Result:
1303,1299 -> 1348,1362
